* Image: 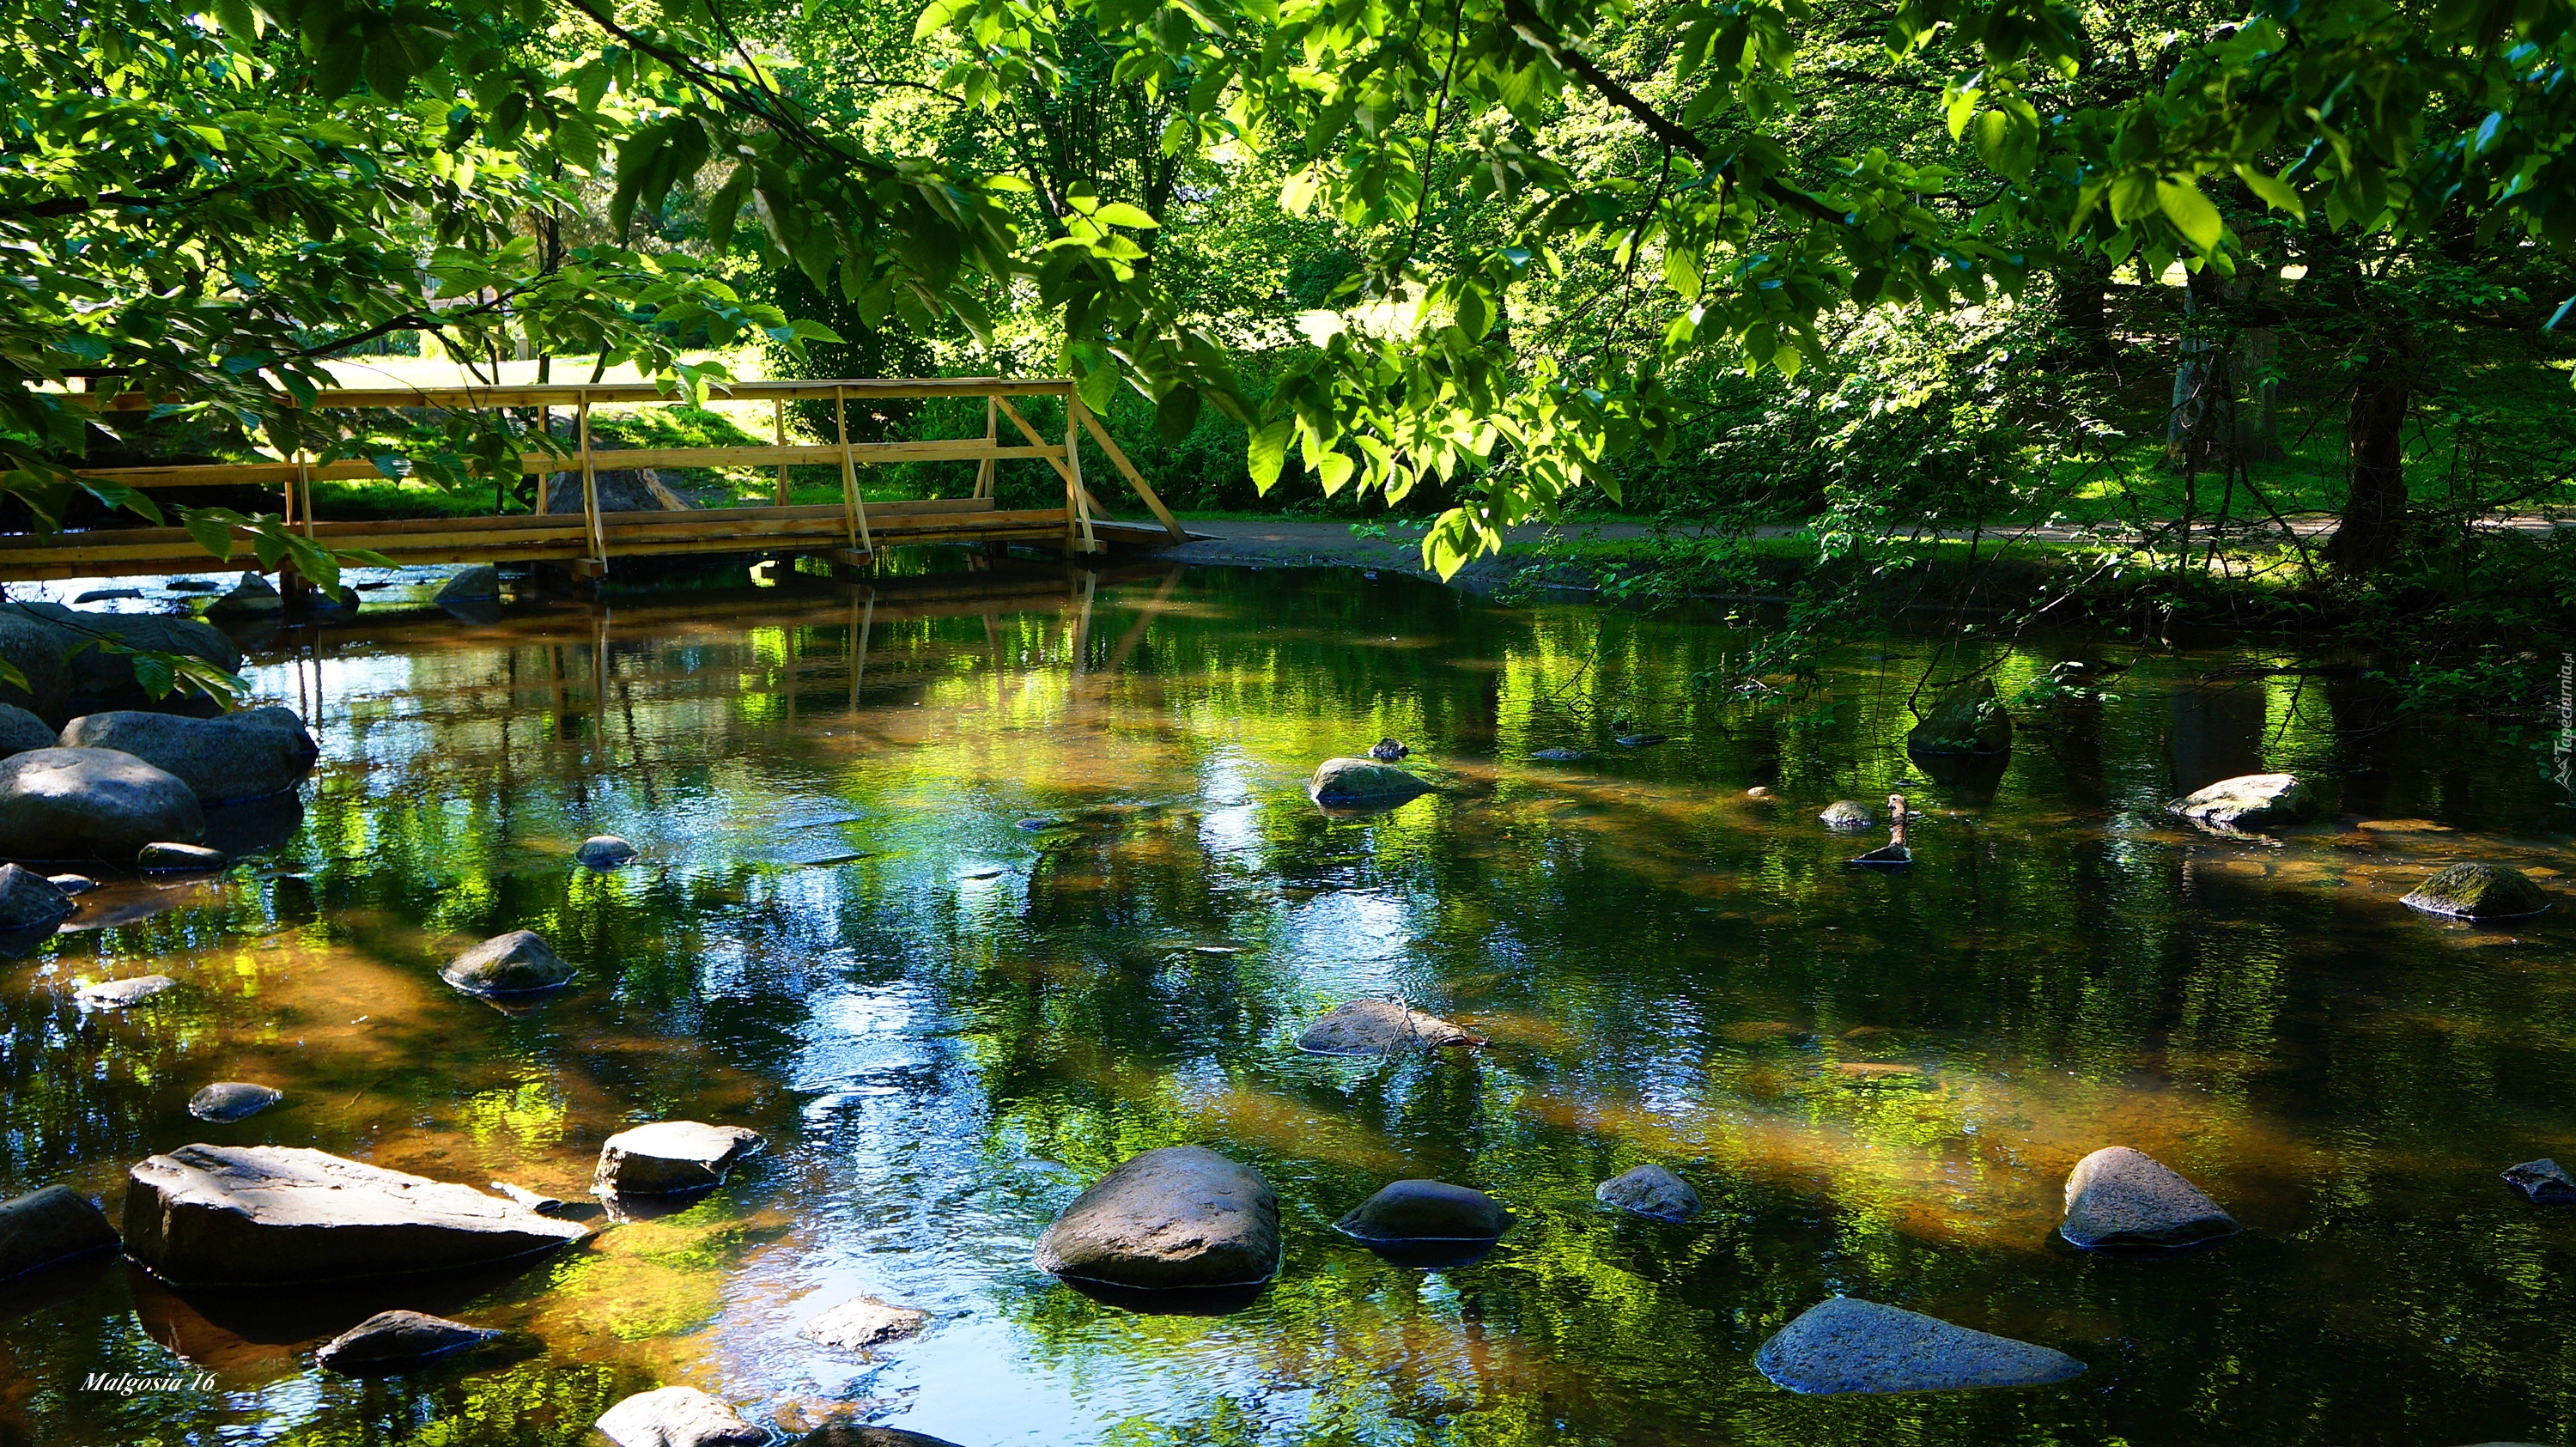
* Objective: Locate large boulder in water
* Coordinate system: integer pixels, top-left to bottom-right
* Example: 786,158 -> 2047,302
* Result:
1334,1179 -> 1510,1243
121,1143 -> 586,1286
0,747 -> 204,861
793,1430 -> 969,1447
0,613 -> 67,716
2403,863 -> 2549,920
0,602 -> 241,717
188,1082 -> 282,1123
1905,679 -> 2011,756
440,930 -> 575,998
0,864 -> 74,929
1595,1164 -> 1702,1222
58,705 -> 317,806
1819,799 -> 1875,830
1035,1145 -> 1281,1292
2171,773 -> 2317,830
1308,757 -> 1432,808
314,1309 -> 499,1376
1756,1297 -> 2087,1394
0,1185 -> 119,1283
2057,1146 -> 2239,1249
0,704 -> 53,759
593,1122 -> 764,1196
595,1387 -> 766,1447
433,564 -> 501,605
1295,999 -> 1484,1055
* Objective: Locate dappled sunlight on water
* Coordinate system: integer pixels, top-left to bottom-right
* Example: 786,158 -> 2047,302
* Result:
3,562 -> 2576,1444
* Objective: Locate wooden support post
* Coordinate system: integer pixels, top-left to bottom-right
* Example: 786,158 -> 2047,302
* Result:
848,593 -> 873,710
994,396 -> 1111,527
773,398 -> 790,506
1064,398 -> 1099,553
577,392 -> 607,574
975,398 -> 998,500
834,386 -> 872,563
1073,400 -> 1187,542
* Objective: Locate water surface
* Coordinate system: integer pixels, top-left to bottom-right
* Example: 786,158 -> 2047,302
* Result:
2,562 -> 2570,1445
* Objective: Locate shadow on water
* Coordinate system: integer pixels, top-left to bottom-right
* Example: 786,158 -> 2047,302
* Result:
3,561 -> 2576,1445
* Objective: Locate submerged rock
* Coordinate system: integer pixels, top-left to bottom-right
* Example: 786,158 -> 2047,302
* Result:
76,974 -> 177,1008
137,842 -> 226,872
1905,679 -> 2013,756
187,1082 -> 283,1123
0,863 -> 74,929
1819,799 -> 1876,831
1308,757 -> 1432,808
2403,863 -> 2549,920
122,1143 -> 586,1286
0,747 -> 204,861
1614,733 -> 1671,747
793,1429 -> 969,1447
440,930 -> 576,997
204,572 -> 283,617
59,706 -> 317,806
0,1185 -> 119,1283
2503,1158 -> 2576,1203
594,1122 -> 765,1196
2058,1146 -> 2239,1250
1013,816 -> 1066,831
1756,1297 -> 2087,1394
0,704 -> 52,759
595,1386 -> 767,1447
1294,999 -> 1484,1055
434,565 -> 501,605
314,1310 -> 499,1376
1530,747 -> 1588,763
1368,738 -> 1410,761
1035,1145 -> 1281,1292
44,873 -> 95,895
798,1294 -> 931,1353
1334,1180 -> 1510,1243
1595,1164 -> 1703,1222
575,835 -> 637,868
2171,773 -> 2317,830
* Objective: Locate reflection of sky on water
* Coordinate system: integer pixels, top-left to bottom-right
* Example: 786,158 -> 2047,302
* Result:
7,565 -> 2576,1445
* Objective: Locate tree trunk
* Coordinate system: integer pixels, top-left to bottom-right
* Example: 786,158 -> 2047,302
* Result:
2324,366 -> 2409,575
2051,261 -> 2112,361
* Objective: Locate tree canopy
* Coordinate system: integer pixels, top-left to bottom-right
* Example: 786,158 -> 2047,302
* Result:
9,0 -> 2576,579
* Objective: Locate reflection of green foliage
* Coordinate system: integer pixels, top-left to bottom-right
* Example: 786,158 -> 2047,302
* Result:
268,1360 -> 644,1447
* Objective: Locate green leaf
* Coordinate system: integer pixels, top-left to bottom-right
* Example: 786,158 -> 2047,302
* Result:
2156,177 -> 2225,252
2235,164 -> 2306,217
1247,419 -> 1291,492
1091,202 -> 1158,228
185,512 -> 237,561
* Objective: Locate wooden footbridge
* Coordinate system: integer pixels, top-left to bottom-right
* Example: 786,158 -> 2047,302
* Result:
5,378 -> 1193,586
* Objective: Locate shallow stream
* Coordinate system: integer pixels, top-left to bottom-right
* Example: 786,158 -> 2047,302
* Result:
3,562 -> 2572,1445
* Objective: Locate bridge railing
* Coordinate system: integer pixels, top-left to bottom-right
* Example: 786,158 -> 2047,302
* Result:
27,377 -> 1183,583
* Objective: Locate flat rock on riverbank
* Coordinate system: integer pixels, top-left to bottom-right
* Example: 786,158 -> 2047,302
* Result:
122,1144 -> 586,1286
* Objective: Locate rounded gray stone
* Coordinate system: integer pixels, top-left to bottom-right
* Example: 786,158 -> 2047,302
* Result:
1334,1179 -> 1510,1243
797,1294 -> 931,1353
1820,799 -> 1875,830
595,1386 -> 766,1447
314,1309 -> 498,1376
2058,1146 -> 2239,1249
434,565 -> 501,605
1308,757 -> 1432,807
1755,1297 -> 2087,1394
2171,772 -> 2317,830
594,1121 -> 765,1196
2502,1158 -> 2576,1203
2403,863 -> 2549,920
0,703 -> 54,760
58,706 -> 318,806
137,841 -> 227,872
0,863 -> 74,930
575,835 -> 637,868
793,1429 -> 969,1447
1035,1145 -> 1282,1291
188,1082 -> 283,1123
440,930 -> 575,997
1595,1164 -> 1703,1222
76,974 -> 178,1008
1295,999 -> 1484,1056
0,1184 -> 119,1284
0,747 -> 204,861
